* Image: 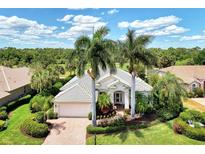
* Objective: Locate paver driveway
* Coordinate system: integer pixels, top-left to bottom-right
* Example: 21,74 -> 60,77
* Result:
43,118 -> 90,145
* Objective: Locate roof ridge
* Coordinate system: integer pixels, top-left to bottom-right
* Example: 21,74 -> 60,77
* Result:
1,66 -> 11,91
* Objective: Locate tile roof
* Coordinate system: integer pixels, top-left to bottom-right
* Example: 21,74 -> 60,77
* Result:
0,66 -> 32,99
55,68 -> 152,103
160,65 -> 205,84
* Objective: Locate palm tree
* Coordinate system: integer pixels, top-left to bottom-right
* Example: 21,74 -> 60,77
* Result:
73,26 -> 116,126
118,29 -> 155,118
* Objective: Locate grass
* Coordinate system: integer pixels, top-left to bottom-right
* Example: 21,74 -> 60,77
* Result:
86,120 -> 205,145
183,99 -> 205,112
0,103 -> 44,145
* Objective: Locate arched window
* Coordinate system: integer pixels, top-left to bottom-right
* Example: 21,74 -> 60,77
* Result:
192,83 -> 197,91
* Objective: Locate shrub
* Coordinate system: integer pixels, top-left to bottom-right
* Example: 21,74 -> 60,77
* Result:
0,111 -> 8,120
157,110 -> 177,121
0,106 -> 7,112
193,87 -> 204,97
29,95 -> 53,113
173,118 -> 205,141
97,92 -> 112,112
188,92 -> 195,98
21,118 -> 49,138
6,95 -> 32,112
179,111 -> 194,122
0,120 -> 6,131
124,109 -> 130,115
86,124 -> 126,134
35,111 -> 47,123
88,112 -> 92,120
50,81 -> 63,95
46,108 -> 58,119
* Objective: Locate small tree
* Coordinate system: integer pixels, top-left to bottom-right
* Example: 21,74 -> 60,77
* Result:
152,72 -> 187,120
97,93 -> 112,114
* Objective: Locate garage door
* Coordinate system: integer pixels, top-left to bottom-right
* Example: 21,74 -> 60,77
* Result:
58,103 -> 91,117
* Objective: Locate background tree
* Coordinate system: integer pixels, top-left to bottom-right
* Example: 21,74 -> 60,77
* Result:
73,26 -> 116,126
118,29 -> 155,118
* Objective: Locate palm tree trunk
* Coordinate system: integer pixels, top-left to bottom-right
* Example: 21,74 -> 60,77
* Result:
91,78 -> 97,126
131,72 -> 136,118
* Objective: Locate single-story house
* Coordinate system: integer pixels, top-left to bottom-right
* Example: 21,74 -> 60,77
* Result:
157,65 -> 205,92
54,68 -> 152,117
0,66 -> 32,106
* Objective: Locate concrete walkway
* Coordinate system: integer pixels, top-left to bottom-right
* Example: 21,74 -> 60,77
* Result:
43,118 -> 90,145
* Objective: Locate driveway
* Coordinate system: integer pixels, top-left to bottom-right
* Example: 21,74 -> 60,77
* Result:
43,118 -> 90,145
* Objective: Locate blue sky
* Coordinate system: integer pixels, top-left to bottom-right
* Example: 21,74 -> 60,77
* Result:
0,8 -> 205,49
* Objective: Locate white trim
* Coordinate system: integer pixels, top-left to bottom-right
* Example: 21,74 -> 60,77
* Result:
54,83 -> 78,99
1,67 -> 11,91
107,79 -> 120,88
97,73 -> 111,83
112,75 -> 130,87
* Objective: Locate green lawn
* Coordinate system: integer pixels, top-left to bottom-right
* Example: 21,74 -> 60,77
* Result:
0,103 -> 44,145
86,121 -> 205,145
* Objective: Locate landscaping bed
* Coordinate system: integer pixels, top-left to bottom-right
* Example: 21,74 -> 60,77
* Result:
0,103 -> 44,144
173,110 -> 205,141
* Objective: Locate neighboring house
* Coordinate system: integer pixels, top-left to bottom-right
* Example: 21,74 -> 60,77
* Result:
0,66 -> 32,106
54,68 -> 152,117
157,65 -> 205,92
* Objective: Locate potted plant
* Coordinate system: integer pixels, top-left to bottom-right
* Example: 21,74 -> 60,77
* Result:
97,92 -> 112,114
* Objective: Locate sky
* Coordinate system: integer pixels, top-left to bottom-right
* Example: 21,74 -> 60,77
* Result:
0,8 -> 205,49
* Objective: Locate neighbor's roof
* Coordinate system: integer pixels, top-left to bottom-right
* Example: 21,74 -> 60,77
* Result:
55,68 -> 152,103
0,90 -> 10,99
0,66 -> 32,92
159,65 -> 205,84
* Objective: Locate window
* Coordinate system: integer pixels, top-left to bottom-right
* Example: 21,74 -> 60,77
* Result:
192,83 -> 197,91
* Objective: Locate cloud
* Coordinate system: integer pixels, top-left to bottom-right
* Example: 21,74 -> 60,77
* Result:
56,15 -> 106,39
57,14 -> 74,22
118,21 -> 129,28
135,25 -> 188,36
107,9 -> 119,15
118,15 -> 188,36
130,16 -> 181,29
0,15 -> 57,39
180,35 -> 205,41
118,15 -> 181,29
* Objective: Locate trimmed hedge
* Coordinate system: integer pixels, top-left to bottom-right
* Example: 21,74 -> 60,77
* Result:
46,108 -> 58,119
0,120 -> 6,131
0,106 -> 7,112
173,118 -> 205,141
0,111 -> 8,120
87,124 -> 126,134
158,109 -> 178,122
179,110 -> 205,124
35,111 -> 47,123
21,118 -> 49,138
6,95 -> 32,112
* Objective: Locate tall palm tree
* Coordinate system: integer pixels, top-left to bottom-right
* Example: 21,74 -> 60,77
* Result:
73,26 -> 116,126
118,29 -> 155,118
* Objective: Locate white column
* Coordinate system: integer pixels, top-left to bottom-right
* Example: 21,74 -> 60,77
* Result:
109,90 -> 114,105
124,90 -> 129,109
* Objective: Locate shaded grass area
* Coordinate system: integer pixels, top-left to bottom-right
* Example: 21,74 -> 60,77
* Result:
0,103 -> 44,145
183,99 -> 205,112
86,120 -> 205,145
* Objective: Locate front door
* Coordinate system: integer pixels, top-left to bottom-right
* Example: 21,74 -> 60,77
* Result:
114,91 -> 123,104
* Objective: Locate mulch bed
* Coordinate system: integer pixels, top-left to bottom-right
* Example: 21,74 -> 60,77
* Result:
126,113 -> 158,126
